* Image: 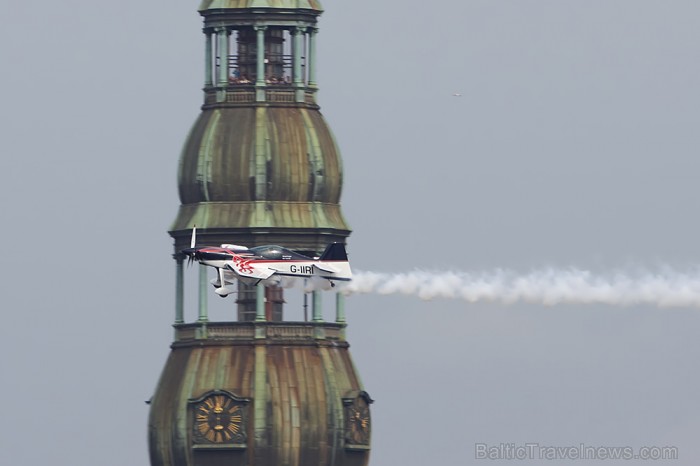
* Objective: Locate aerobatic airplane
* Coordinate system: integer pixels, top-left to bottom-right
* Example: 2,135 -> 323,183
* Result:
182,227 -> 352,297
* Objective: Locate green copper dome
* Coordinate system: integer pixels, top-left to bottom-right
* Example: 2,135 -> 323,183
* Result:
177,107 -> 342,205
170,106 -> 350,252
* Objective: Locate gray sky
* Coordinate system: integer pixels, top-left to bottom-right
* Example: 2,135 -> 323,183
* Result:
2,0 -> 699,465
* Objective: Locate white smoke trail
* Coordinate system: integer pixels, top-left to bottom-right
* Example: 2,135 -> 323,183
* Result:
339,268 -> 700,308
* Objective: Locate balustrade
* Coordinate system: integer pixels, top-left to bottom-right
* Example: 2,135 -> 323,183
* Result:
174,322 -> 345,343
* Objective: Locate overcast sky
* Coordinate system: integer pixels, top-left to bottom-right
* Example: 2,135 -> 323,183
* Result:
2,1 -> 700,465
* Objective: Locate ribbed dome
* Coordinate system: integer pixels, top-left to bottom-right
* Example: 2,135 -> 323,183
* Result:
178,107 -> 342,205
149,324 -> 372,466
170,106 -> 350,252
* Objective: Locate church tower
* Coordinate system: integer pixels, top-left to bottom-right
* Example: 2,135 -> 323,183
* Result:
148,2 -> 372,466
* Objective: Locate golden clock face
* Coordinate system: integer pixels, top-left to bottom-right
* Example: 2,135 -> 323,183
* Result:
347,404 -> 371,445
194,395 -> 243,444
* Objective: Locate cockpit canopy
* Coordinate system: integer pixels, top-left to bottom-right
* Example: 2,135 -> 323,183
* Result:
248,245 -> 311,261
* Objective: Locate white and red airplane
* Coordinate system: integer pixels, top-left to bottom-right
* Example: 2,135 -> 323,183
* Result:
182,228 -> 352,297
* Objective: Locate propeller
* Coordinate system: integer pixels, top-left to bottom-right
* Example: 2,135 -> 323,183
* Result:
184,225 -> 197,267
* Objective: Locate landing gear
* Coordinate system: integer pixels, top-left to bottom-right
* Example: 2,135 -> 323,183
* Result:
215,268 -> 232,297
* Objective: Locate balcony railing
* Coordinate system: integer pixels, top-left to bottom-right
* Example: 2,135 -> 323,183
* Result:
173,321 -> 345,344
203,86 -> 317,106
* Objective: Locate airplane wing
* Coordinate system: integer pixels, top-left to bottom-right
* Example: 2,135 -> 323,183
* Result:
226,262 -> 276,280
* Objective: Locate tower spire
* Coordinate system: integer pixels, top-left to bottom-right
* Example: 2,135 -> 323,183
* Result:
149,2 -> 372,466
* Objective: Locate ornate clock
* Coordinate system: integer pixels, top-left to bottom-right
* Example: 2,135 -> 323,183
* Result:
190,390 -> 248,446
347,402 -> 371,444
343,391 -> 373,448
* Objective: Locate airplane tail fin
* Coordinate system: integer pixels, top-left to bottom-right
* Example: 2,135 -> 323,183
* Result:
319,243 -> 348,261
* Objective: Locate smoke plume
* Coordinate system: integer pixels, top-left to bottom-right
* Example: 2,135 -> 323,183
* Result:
339,268 -> 700,308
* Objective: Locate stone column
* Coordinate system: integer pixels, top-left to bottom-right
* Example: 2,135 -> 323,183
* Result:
292,27 -> 303,85
255,283 -> 266,322
255,25 -> 266,85
312,290 -> 323,322
336,291 -> 346,340
312,290 -> 325,339
254,283 -> 266,339
175,256 -> 184,324
198,264 -> 208,323
217,27 -> 229,87
204,29 -> 213,87
307,27 -> 318,88
335,292 -> 346,324
293,27 -> 305,102
254,25 -> 267,101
